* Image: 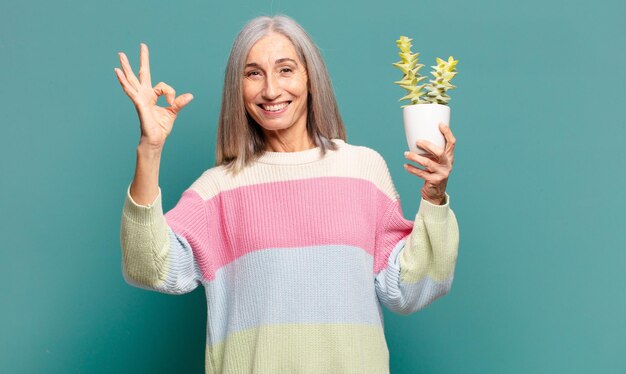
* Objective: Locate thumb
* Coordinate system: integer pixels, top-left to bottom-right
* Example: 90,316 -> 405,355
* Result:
171,93 -> 194,113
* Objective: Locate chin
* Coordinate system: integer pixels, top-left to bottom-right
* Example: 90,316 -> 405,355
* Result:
258,122 -> 295,133
251,114 -> 296,132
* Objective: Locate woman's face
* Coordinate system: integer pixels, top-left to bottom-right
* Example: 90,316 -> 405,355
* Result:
243,32 -> 308,137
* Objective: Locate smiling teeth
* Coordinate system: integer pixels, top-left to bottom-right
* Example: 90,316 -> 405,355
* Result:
262,102 -> 289,111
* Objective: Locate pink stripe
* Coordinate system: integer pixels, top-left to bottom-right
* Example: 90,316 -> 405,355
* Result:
165,177 -> 413,280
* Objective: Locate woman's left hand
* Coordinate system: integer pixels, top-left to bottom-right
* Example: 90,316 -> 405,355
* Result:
403,123 -> 456,205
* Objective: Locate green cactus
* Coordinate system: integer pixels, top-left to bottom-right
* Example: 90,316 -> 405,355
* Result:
423,56 -> 458,104
392,36 -> 427,107
392,36 -> 458,106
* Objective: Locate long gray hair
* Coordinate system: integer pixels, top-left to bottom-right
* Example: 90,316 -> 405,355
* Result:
215,14 -> 346,175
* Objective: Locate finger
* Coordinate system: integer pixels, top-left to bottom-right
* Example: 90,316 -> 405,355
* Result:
440,123 -> 457,154
171,93 -> 194,113
118,52 -> 140,89
403,163 -> 430,180
153,82 -> 176,106
415,139 -> 444,161
139,43 -> 152,87
114,68 -> 134,97
405,151 -> 439,172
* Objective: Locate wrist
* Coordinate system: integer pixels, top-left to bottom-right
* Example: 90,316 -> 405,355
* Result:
426,197 -> 445,205
422,192 -> 446,205
137,141 -> 163,158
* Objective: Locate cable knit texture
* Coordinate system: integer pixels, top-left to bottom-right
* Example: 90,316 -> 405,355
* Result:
119,138 -> 459,374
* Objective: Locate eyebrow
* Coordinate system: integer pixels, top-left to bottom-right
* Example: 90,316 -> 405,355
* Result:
245,58 -> 298,69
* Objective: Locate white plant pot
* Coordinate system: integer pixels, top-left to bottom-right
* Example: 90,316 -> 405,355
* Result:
403,103 -> 450,155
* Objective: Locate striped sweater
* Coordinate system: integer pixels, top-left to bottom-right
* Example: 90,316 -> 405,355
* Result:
120,138 -> 459,374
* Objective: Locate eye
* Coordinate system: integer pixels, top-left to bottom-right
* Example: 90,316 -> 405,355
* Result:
246,70 -> 262,77
280,67 -> 293,74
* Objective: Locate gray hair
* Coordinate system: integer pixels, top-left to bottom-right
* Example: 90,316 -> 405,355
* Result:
215,14 -> 346,175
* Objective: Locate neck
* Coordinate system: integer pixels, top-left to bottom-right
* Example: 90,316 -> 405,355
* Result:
263,128 -> 316,152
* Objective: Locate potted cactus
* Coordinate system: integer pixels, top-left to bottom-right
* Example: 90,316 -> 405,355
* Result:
393,36 -> 458,155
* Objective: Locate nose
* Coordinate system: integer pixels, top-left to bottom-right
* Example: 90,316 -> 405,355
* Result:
262,72 -> 281,101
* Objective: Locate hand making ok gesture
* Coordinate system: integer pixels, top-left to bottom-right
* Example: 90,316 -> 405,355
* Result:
114,43 -> 194,150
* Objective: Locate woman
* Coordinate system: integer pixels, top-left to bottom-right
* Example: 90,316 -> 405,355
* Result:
116,14 -> 459,374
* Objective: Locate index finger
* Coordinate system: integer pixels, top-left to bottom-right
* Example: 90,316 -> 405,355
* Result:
139,43 -> 151,86
440,122 -> 456,154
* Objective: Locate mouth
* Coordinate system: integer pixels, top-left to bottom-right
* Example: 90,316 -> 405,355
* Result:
258,101 -> 291,114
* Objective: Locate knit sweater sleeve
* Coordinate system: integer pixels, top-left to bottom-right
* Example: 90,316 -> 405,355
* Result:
373,155 -> 460,315
119,183 -> 206,295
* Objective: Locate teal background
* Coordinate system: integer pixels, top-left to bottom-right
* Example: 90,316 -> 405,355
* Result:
1,0 -> 625,372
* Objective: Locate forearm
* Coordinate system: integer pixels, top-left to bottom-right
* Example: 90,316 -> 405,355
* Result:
130,143 -> 162,206
399,201 -> 459,284
121,185 -> 170,289
374,193 -> 459,315
120,185 -> 202,294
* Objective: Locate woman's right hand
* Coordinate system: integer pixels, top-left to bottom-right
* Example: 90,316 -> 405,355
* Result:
114,43 -> 194,150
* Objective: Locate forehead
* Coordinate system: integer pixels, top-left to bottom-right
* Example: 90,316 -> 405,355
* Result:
246,32 -> 300,63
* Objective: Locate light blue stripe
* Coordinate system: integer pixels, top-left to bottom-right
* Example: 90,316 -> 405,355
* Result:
160,232 -> 453,344
162,228 -> 203,294
196,245 -> 383,345
375,239 -> 453,315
